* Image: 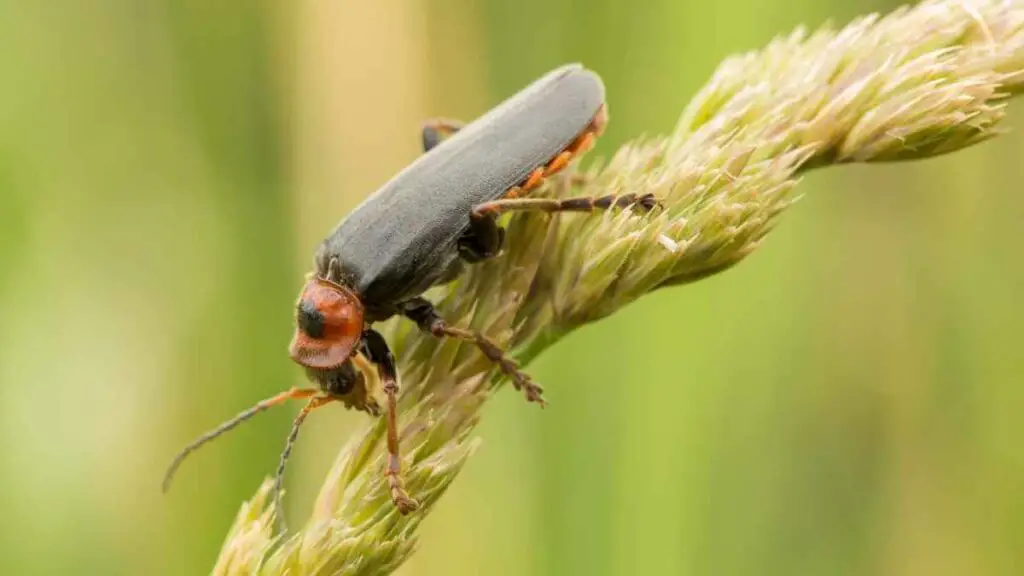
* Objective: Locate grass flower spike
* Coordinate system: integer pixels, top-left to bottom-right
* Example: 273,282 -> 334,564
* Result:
212,1 -> 1024,573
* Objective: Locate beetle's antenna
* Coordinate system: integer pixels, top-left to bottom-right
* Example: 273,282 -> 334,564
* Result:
162,387 -> 318,493
272,395 -> 333,532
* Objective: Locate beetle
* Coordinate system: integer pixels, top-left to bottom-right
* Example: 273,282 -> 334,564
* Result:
162,63 -> 656,521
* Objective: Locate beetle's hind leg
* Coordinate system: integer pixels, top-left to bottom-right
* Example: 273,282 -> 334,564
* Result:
400,297 -> 546,406
456,107 -> 610,264
421,118 -> 464,152
467,104 -> 649,218
472,192 -> 660,219
462,190 -> 657,263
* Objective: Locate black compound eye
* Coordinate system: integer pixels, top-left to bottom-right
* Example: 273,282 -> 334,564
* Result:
297,299 -> 326,338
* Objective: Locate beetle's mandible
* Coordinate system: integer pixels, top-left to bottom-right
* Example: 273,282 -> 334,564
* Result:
163,63 -> 657,523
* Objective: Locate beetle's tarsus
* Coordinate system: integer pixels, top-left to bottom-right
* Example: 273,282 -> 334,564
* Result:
637,193 -> 661,211
460,328 -> 546,405
400,298 -> 547,406
389,482 -> 420,515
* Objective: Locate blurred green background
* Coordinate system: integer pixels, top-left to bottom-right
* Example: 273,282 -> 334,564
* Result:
1,0 -> 1022,574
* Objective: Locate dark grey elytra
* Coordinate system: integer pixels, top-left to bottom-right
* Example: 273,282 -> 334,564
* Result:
163,63 -> 657,527
320,63 -> 606,313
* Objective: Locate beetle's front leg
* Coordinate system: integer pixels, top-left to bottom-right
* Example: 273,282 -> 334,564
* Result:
361,329 -> 420,514
421,118 -> 464,152
400,297 -> 546,406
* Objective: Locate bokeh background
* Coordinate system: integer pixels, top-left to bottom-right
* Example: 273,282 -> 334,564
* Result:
1,0 -> 1022,574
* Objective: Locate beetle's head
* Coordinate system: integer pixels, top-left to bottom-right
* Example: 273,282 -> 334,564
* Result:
288,277 -> 365,371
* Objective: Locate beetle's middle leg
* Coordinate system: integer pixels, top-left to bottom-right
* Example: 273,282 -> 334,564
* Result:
400,297 -> 546,406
